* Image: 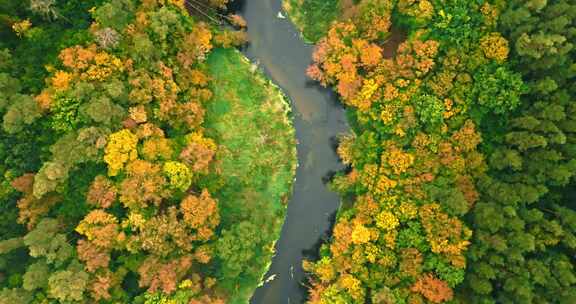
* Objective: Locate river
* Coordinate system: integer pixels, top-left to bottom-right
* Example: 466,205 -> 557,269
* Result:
227,0 -> 350,303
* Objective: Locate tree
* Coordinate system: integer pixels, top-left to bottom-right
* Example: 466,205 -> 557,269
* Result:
86,175 -> 117,209
103,129 -> 139,177
23,260 -> 49,291
179,133 -> 216,173
177,22 -> 213,67
472,64 -> 525,115
29,0 -> 58,20
94,27 -> 120,49
412,93 -> 445,126
119,159 -> 169,210
0,288 -> 33,304
92,0 -> 134,30
89,271 -> 114,301
137,256 -> 193,294
77,239 -> 110,272
180,189 -> 220,238
462,1 -> 576,300
76,210 -> 119,249
23,218 -> 73,266
411,273 -> 453,303
81,96 -> 125,127
33,127 -> 108,198
216,221 -> 262,279
142,136 -> 173,161
48,262 -> 89,302
479,32 -> 510,62
32,161 -> 68,198
163,161 -> 193,191
128,207 -> 192,256
2,94 -> 42,134
0,72 -> 20,110
0,237 -> 24,254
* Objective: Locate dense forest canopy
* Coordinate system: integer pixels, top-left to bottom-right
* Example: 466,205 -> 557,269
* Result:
1,0 -> 575,303
297,0 -> 576,303
0,0 -> 297,303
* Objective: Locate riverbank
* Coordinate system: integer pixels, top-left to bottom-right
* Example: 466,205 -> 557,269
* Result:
282,0 -> 340,43
204,48 -> 297,304
230,1 -> 350,303
0,2 -> 299,303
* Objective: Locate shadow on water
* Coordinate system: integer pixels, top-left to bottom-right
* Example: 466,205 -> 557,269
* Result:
226,0 -> 246,13
299,210 -> 338,300
321,170 -> 338,185
301,210 -> 338,261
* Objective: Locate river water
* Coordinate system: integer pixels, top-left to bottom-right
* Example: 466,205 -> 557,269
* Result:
227,0 -> 349,303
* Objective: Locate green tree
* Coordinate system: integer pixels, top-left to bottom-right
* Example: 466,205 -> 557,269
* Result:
0,288 -> 33,304
2,94 -> 41,134
47,262 -> 89,302
216,221 -> 262,279
23,218 -> 73,266
23,260 -> 49,291
472,64 -> 525,115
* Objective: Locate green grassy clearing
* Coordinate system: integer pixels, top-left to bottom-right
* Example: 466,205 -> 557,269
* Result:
203,48 -> 297,303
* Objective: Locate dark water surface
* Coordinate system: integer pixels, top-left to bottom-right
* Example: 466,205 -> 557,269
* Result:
230,0 -> 350,303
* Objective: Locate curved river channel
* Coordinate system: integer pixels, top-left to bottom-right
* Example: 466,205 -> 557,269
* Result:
228,0 -> 350,303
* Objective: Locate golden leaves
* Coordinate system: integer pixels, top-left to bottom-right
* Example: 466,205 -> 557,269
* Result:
142,137 -> 173,161
451,120 -> 482,153
35,90 -> 53,110
307,257 -> 337,283
178,22 -> 213,66
12,19 -> 32,37
351,224 -> 372,244
376,211 -> 400,231
129,106 -> 148,124
51,71 -> 72,91
163,161 -> 192,191
339,274 -> 364,301
353,78 -> 379,111
385,148 -> 415,175
76,210 -> 119,249
103,129 -> 139,176
480,33 -> 509,62
120,159 -> 168,209
58,45 -> 124,82
419,203 -> 471,258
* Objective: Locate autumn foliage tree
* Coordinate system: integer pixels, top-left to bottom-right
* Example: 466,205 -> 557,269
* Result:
0,0 -> 261,302
303,0 -> 528,303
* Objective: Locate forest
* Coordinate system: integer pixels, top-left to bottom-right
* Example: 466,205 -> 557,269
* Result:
1,0 -> 575,303
0,0 -> 297,303
288,0 -> 576,303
